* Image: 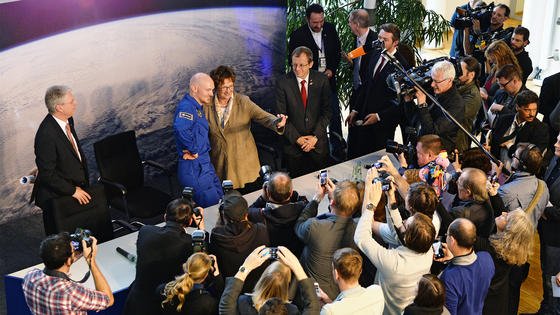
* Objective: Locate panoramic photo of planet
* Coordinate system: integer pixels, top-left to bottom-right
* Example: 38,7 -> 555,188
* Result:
0,7 -> 286,223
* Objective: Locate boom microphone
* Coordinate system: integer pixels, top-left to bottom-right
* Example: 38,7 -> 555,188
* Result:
347,39 -> 383,59
116,247 -> 137,263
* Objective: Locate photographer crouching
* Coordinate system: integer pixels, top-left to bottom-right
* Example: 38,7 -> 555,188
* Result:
22,232 -> 114,314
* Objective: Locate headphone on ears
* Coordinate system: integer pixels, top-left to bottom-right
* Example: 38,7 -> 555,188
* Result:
517,143 -> 536,171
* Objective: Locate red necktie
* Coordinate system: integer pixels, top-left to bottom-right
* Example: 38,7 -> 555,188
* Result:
65,123 -> 81,161
301,79 -> 307,109
373,56 -> 386,80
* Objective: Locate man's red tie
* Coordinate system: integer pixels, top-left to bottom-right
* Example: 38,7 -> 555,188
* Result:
301,79 -> 307,109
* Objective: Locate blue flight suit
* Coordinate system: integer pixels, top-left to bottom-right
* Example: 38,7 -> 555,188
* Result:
174,93 -> 223,207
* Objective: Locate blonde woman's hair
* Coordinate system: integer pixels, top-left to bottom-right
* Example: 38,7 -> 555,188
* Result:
490,209 -> 534,266
484,40 -> 521,77
252,261 -> 291,311
161,252 -> 213,312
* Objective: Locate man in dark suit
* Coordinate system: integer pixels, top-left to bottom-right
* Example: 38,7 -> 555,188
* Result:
346,23 -> 410,158
288,3 -> 343,159
487,90 -> 549,170
275,46 -> 331,177
536,131 -> 560,315
123,199 -> 200,315
33,85 -> 91,235
345,9 -> 377,118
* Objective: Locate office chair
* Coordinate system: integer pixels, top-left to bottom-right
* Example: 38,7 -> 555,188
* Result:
94,130 -> 172,222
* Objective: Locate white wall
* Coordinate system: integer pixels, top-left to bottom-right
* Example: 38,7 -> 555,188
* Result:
523,0 -> 560,81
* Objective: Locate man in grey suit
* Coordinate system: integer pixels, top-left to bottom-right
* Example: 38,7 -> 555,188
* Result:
294,178 -> 360,301
536,132 -> 560,314
275,46 -> 332,177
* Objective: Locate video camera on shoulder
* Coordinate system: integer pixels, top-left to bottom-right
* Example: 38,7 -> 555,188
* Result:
387,56 -> 460,101
453,2 -> 495,30
70,228 -> 93,252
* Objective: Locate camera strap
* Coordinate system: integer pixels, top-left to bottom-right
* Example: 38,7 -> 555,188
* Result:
43,267 -> 91,284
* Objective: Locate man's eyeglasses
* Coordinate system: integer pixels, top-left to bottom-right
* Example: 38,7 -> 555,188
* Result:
292,63 -> 309,69
498,79 -> 512,89
432,78 -> 450,85
219,85 -> 234,91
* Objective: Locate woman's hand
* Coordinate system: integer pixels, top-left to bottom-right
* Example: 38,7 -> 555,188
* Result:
276,114 -> 287,129
236,245 -> 268,281
276,246 -> 307,281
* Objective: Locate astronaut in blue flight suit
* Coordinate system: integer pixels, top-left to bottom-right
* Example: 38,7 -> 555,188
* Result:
174,73 -> 223,207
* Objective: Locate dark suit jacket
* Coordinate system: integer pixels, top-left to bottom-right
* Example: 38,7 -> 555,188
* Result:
123,222 -> 194,315
539,71 -> 560,124
489,113 -> 549,158
274,70 -> 332,157
33,114 -> 88,208
349,29 -> 378,111
540,156 -> 560,247
288,22 -> 341,90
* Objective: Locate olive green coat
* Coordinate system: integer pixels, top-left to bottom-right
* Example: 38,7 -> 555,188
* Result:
204,93 -> 282,189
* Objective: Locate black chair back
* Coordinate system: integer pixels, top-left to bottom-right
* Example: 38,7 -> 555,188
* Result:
94,130 -> 144,191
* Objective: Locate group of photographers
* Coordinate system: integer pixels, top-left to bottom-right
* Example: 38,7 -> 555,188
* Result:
21,2 -> 560,315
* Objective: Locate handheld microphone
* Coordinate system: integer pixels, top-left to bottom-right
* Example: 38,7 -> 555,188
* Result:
116,247 -> 137,263
347,40 -> 383,59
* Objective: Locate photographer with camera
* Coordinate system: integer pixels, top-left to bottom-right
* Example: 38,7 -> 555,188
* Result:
411,60 -> 465,153
22,232 -> 114,314
210,192 -> 270,293
124,198 -> 204,315
434,218 -> 495,315
219,245 -> 319,315
355,167 -> 435,315
449,0 -> 484,58
248,171 -> 308,257
295,176 -> 361,301
463,3 -> 510,57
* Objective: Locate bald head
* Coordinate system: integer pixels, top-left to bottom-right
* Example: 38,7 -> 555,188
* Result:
448,218 -> 477,249
267,172 -> 293,203
189,72 -> 214,105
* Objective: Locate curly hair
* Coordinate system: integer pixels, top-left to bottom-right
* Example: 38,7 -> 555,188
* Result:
490,209 -> 534,266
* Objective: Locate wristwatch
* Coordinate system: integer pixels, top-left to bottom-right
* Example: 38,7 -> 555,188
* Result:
238,266 -> 247,273
365,203 -> 375,211
417,102 -> 428,108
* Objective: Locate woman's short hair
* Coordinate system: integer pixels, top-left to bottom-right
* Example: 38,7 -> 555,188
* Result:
209,65 -> 236,88
252,261 -> 291,311
407,182 -> 438,217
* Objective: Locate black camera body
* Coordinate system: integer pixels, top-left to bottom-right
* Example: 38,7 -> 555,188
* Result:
386,140 -> 416,160
269,247 -> 278,260
452,2 -> 495,30
387,56 -> 460,99
182,186 -> 194,202
222,180 -> 234,194
260,165 -> 273,184
373,172 -> 392,191
70,228 -> 93,252
192,229 -> 207,253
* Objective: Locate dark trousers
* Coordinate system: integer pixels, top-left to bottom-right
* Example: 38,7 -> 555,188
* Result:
285,150 -> 328,178
328,90 -> 344,151
508,262 -> 530,315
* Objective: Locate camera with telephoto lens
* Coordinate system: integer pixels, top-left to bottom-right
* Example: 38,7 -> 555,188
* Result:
373,172 -> 392,191
260,165 -> 273,184
222,180 -> 234,194
386,56 -> 460,100
452,2 -> 495,30
70,228 -> 93,252
474,26 -> 515,52
386,140 -> 417,160
192,230 -> 207,253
